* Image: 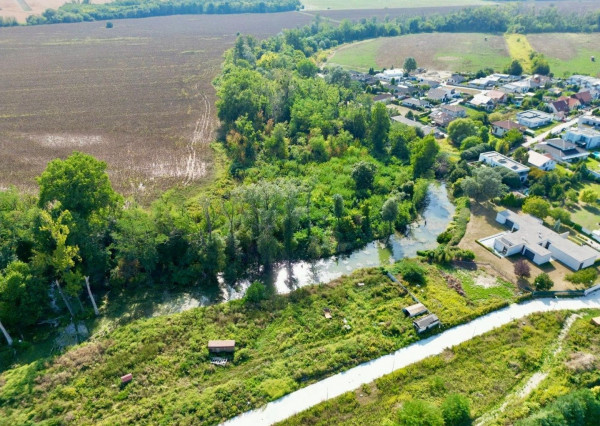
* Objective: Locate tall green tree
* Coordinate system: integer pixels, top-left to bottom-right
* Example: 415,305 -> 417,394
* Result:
461,167 -> 507,202
411,136 -> 440,178
381,197 -> 399,236
403,57 -> 417,73
448,118 -> 478,147
369,102 -> 390,155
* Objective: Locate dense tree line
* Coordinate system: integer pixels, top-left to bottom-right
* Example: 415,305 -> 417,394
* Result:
24,0 -> 300,25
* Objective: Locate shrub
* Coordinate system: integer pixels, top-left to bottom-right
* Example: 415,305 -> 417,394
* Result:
397,399 -> 444,426
245,281 -> 267,304
106,21 -> 113,28
441,394 -> 471,426
534,273 -> 553,291
399,262 -> 426,285
565,267 -> 598,285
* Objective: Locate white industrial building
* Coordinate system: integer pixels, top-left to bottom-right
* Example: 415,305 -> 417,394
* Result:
493,210 -> 599,271
479,151 -> 530,182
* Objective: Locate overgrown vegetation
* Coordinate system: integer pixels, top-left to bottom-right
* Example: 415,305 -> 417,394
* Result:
0,263 -> 516,424
281,311 -> 572,425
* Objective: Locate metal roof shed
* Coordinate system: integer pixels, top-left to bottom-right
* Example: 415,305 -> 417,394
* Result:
413,314 -> 441,334
403,303 -> 428,318
208,340 -> 236,353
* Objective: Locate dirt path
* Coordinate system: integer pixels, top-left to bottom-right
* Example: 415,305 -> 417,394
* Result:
183,91 -> 213,185
223,296 -> 600,426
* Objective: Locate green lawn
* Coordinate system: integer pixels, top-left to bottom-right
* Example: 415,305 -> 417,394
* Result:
0,262 -> 516,425
302,0 -> 490,10
504,33 -> 534,71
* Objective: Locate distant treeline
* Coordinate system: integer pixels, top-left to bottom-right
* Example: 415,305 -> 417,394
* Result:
21,0 -> 300,25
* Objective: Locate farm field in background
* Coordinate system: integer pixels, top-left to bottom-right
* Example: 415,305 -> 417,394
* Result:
301,0 -> 488,10
528,33 -> 600,77
0,0 -> 113,23
0,12 -> 312,199
328,33 -> 510,73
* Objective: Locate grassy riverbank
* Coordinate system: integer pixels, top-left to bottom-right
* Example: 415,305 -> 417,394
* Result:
0,261 -> 517,424
280,311 -> 600,425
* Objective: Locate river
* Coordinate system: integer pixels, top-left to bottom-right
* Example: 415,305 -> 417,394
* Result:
153,183 -> 455,315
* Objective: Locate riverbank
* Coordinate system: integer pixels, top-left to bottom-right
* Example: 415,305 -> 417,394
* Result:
225,292 -> 600,425
0,260 -> 515,424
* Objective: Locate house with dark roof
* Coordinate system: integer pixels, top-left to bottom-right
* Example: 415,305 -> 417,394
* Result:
537,138 -> 590,163
402,97 -> 430,109
373,93 -> 394,104
430,110 -> 454,127
447,74 -> 466,85
426,87 -> 455,102
491,120 -> 526,137
572,91 -> 592,105
549,99 -> 570,116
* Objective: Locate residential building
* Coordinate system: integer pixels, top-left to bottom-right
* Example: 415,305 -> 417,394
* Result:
537,138 -> 590,163
468,76 -> 498,89
527,150 -> 556,171
373,93 -> 394,104
426,87 -> 455,102
579,115 -> 600,130
440,104 -> 467,118
567,75 -> 600,91
417,77 -> 441,88
486,89 -> 508,103
389,84 -> 414,97
558,96 -> 581,110
572,91 -> 592,105
392,115 -> 439,137
479,151 -> 530,182
564,126 -> 600,149
402,97 -> 430,109
375,68 -> 404,82
430,110 -> 454,127
447,73 -> 466,85
493,210 -> 599,270
491,120 -> 526,137
516,110 -> 554,128
549,99 -> 570,116
468,93 -> 495,111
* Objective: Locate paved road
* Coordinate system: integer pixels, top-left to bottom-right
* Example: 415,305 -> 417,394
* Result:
523,116 -> 580,148
222,292 -> 600,426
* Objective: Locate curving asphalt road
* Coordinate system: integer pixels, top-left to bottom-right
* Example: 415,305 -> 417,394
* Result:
222,292 -> 600,426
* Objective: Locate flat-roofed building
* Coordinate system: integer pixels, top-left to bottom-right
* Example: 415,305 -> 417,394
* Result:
493,210 -> 599,270
479,151 -> 530,182
517,110 -> 554,128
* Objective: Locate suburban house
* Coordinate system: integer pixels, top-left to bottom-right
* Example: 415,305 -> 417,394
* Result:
516,110 -> 554,128
375,68 -> 404,82
373,93 -> 394,104
493,210 -> 599,270
468,77 -> 497,89
572,91 -> 593,105
468,93 -> 495,111
486,89 -> 508,103
392,115 -> 440,137
447,73 -> 466,85
564,126 -> 600,149
389,84 -> 414,97
537,138 -> 590,163
417,77 -> 441,88
426,87 -> 456,102
479,151 -> 530,182
567,75 -> 600,91
580,115 -> 600,130
430,110 -> 454,127
491,120 -> 526,137
558,96 -> 581,110
402,97 -> 431,109
440,104 -> 467,118
549,99 -> 570,117
527,150 -> 556,171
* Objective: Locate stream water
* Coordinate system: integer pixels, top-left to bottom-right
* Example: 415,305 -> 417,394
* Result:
152,183 -> 455,315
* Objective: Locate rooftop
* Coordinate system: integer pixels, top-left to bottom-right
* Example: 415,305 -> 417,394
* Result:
517,109 -> 554,120
492,120 -> 526,132
528,150 -> 554,168
480,151 -> 530,174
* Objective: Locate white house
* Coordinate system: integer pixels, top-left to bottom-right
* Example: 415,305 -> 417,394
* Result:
402,97 -> 430,109
468,93 -> 495,111
537,138 -> 590,163
527,150 -> 556,171
375,68 -> 404,82
494,210 -> 599,270
479,151 -> 530,182
516,110 -> 554,128
564,126 -> 600,150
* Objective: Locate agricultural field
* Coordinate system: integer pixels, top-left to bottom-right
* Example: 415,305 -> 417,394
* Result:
328,33 -> 511,73
0,0 -> 113,23
0,12 -> 312,199
282,310 -> 600,425
528,33 -> 600,77
301,0 -> 488,11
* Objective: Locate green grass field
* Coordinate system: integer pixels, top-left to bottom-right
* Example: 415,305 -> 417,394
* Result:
504,33 -> 534,71
329,33 -> 511,73
302,0 -> 490,10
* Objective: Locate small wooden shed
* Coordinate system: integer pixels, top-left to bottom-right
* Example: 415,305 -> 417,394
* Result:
591,317 -> 600,327
403,303 -> 428,318
413,314 -> 440,334
121,373 -> 133,384
208,340 -> 236,353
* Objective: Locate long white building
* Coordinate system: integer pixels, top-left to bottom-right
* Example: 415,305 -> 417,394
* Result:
494,210 -> 599,271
